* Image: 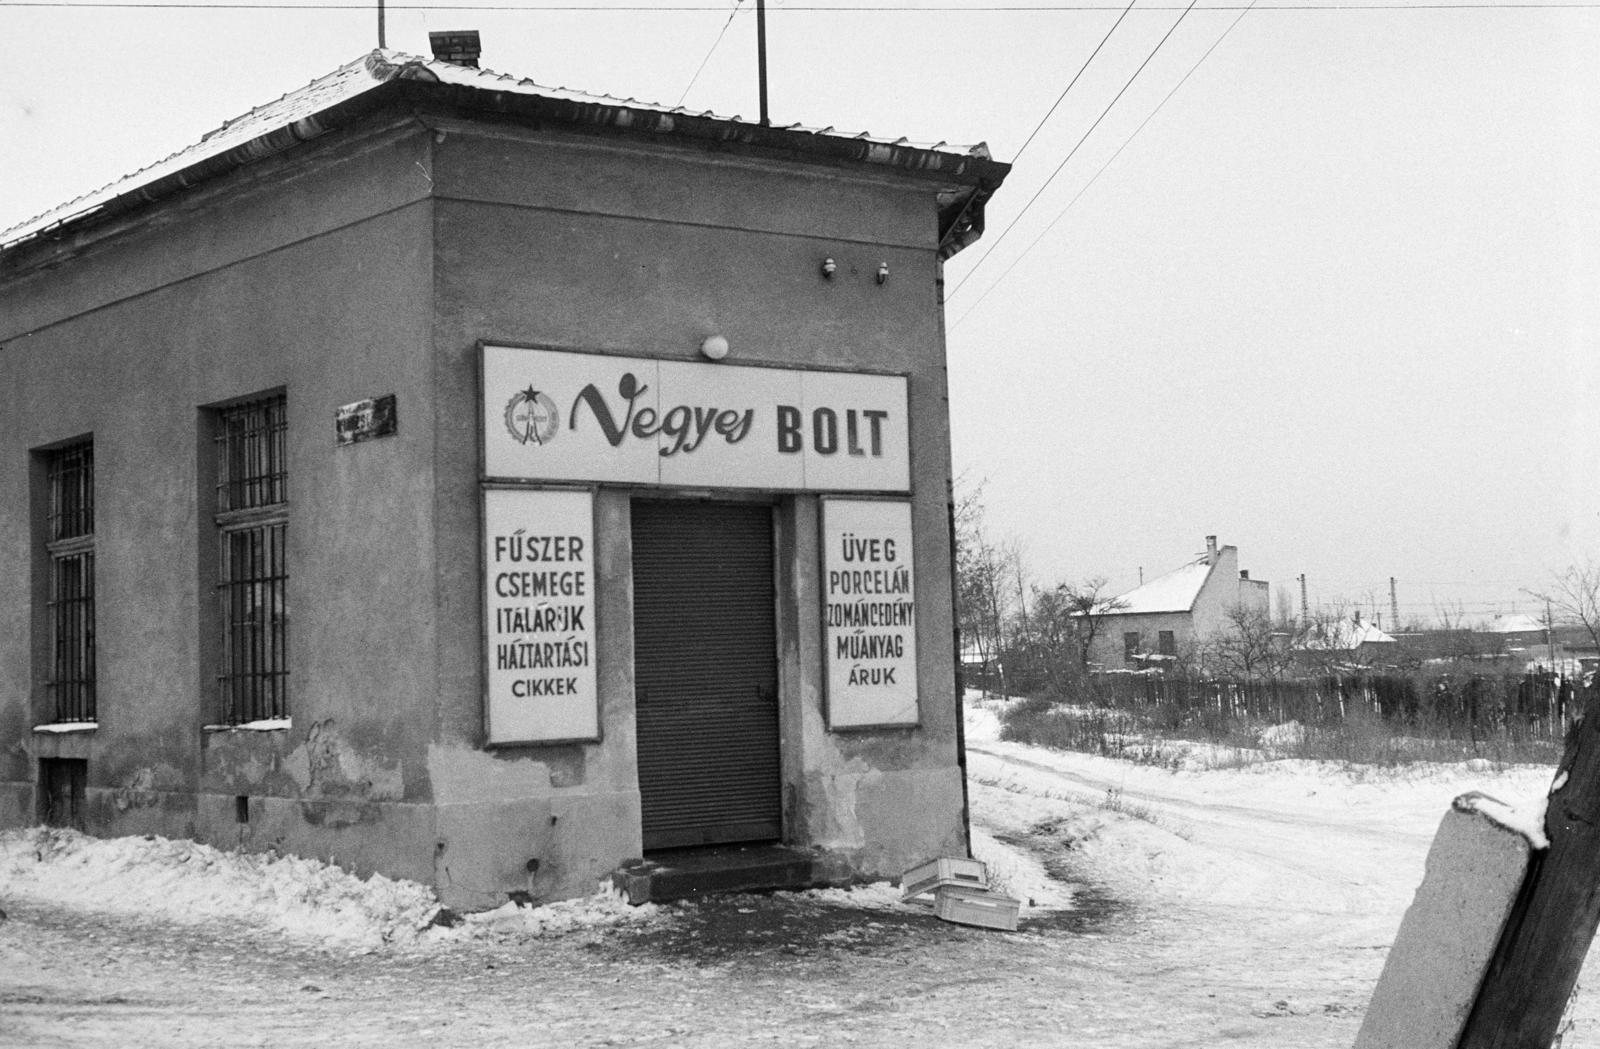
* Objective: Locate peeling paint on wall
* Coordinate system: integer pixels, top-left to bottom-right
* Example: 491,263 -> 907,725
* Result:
112,766 -> 172,812
286,719 -> 404,801
804,769 -> 873,849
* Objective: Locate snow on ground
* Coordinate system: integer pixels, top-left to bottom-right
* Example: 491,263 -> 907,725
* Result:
0,829 -> 444,951
4,693 -> 1598,1047
0,825 -> 1070,952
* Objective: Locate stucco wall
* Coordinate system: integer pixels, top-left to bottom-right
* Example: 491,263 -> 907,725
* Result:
0,122 -> 443,882
1089,611 -> 1196,668
423,127 -> 965,901
1,111 -> 974,908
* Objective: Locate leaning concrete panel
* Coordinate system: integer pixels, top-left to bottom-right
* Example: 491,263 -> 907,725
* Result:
1354,800 -> 1534,1049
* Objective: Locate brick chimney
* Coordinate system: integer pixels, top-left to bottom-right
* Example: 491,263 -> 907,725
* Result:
1205,535 -> 1218,565
429,30 -> 482,68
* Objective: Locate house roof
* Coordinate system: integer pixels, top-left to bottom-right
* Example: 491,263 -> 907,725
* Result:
1302,618 -> 1397,650
2,50 -> 1007,257
1487,613 -> 1545,634
1102,559 -> 1213,616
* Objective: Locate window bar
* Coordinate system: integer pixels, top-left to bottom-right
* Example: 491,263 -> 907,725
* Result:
250,526 -> 263,720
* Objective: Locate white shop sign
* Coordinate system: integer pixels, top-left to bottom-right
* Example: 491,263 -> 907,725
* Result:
822,498 -> 919,729
483,487 -> 598,744
483,345 -> 909,492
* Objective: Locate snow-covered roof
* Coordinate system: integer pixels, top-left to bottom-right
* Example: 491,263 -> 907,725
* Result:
3,49 -> 1003,253
1487,613 -> 1545,634
1301,618 -> 1397,651
1101,559 -> 1213,615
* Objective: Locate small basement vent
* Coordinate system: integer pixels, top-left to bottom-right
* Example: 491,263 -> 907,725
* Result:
39,757 -> 86,829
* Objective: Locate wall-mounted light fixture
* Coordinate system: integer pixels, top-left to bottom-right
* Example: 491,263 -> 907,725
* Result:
821,257 -> 837,280
876,262 -> 890,285
700,334 -> 730,361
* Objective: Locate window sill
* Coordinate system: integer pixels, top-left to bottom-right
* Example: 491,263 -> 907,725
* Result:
202,719 -> 292,732
34,722 -> 98,734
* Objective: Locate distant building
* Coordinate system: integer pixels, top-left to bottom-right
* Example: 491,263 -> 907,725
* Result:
1084,536 -> 1269,670
1298,612 -> 1398,666
0,38 -> 1009,908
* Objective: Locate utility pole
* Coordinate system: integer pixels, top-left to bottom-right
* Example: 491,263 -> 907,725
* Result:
1014,564 -> 1031,652
378,0 -> 386,48
1548,600 -> 1557,668
756,0 -> 770,125
1390,577 -> 1400,632
1299,574 -> 1309,623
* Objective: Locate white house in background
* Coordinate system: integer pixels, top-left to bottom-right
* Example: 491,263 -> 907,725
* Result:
1084,536 -> 1269,670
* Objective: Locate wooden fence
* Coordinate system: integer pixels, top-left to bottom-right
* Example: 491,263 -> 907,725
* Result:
972,667 -> 1583,743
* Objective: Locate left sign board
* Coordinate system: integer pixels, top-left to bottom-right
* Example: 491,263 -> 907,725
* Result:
483,487 -> 598,744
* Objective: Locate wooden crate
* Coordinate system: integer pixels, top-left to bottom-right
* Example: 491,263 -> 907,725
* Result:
899,857 -> 988,902
934,885 -> 1021,931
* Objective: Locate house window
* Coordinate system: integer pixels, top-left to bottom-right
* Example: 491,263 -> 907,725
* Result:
1158,630 -> 1176,656
214,394 -> 288,724
1123,631 -> 1141,663
45,441 -> 95,723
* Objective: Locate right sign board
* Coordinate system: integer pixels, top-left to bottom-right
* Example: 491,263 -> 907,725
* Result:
821,498 -> 919,729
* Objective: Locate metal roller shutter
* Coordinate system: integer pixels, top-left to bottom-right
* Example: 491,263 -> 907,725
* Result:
631,500 -> 782,850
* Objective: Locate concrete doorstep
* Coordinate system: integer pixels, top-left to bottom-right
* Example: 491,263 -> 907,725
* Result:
610,845 -> 851,905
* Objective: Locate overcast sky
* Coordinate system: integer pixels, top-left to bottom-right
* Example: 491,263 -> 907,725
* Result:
3,0 -> 1595,627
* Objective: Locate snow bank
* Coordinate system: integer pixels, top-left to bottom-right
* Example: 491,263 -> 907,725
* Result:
0,827 -> 441,950
2,829 -> 1034,950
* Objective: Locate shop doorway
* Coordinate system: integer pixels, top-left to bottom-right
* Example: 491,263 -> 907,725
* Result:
631,500 -> 781,850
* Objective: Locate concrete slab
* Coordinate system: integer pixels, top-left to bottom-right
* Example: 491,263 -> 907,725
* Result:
1354,795 -> 1536,1049
611,844 -> 850,905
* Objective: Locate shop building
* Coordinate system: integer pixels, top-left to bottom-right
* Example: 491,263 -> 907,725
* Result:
0,39 -> 1008,908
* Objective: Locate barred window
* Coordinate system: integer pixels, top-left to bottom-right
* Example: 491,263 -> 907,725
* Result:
46,442 -> 95,723
217,395 -> 287,512
215,395 -> 288,723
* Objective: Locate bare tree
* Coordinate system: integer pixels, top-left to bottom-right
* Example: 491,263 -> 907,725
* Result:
1529,559 -> 1600,653
1211,604 -> 1299,682
1430,600 -> 1510,668
1059,577 -> 1127,670
954,478 -> 1018,696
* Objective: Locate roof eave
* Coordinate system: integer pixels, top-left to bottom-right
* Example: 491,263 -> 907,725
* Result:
4,74 -> 1009,261
393,79 -> 1007,257
0,84 -> 405,258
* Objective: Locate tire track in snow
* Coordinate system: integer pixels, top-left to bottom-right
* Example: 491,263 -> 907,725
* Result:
965,740 -> 1442,931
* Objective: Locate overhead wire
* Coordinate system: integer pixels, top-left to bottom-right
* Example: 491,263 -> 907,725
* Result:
4,2 -> 1596,9
677,0 -> 746,105
945,0 -> 1204,302
995,0 -> 1140,175
950,0 -> 1258,329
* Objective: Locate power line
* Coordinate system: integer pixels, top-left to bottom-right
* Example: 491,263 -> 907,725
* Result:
999,0 -> 1139,173
947,0 -> 1203,302
678,0 -> 745,106
4,2 -> 1597,9
951,0 -> 1255,328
